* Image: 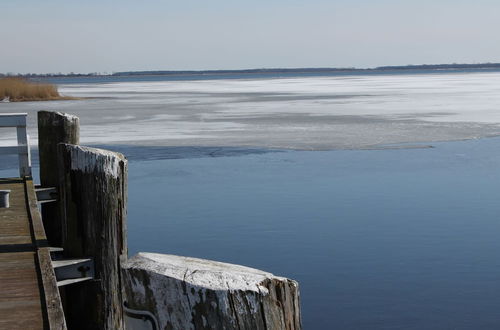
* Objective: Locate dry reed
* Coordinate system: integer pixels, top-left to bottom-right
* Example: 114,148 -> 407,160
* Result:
0,77 -> 72,102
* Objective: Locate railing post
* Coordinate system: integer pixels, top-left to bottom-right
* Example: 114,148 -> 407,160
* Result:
0,113 -> 31,178
16,123 -> 31,178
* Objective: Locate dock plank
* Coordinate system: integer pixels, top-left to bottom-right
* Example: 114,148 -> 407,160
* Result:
0,178 -> 66,329
0,180 -> 32,247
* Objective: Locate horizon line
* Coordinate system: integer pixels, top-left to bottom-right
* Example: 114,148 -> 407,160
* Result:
2,62 -> 500,77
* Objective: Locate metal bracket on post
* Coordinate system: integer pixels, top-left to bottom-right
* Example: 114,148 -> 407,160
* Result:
35,186 -> 58,203
52,258 -> 94,287
49,247 -> 64,259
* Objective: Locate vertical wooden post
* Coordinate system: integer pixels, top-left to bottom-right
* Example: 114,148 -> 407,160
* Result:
58,144 -> 127,330
38,111 -> 79,246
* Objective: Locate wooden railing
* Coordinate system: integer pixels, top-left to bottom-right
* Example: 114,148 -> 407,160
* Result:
0,113 -> 32,177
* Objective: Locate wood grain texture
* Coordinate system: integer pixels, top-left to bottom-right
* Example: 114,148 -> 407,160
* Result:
0,252 -> 44,330
37,248 -> 67,330
38,111 -> 80,247
58,144 -> 127,330
24,179 -> 48,246
122,253 -> 301,330
25,178 -> 66,329
0,179 -> 31,246
38,111 -> 80,187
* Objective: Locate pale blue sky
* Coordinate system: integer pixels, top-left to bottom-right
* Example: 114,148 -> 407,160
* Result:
1,0 -> 500,74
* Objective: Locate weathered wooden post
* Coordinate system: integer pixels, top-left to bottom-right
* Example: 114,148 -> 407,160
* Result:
122,253 -> 301,330
38,111 -> 79,246
58,144 -> 127,329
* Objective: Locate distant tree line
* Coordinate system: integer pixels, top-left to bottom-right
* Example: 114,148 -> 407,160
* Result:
3,63 -> 500,78
112,63 -> 500,76
111,67 -> 357,76
375,63 -> 500,70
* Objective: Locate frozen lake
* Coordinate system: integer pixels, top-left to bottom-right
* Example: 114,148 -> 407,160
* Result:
2,71 -> 500,148
1,71 -> 500,329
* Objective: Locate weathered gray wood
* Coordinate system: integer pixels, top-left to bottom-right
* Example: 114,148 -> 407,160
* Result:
25,178 -> 67,329
38,111 -> 79,246
122,253 -> 301,330
58,144 -> 127,330
38,248 -> 68,330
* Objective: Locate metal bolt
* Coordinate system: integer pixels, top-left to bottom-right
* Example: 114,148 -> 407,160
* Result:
77,265 -> 91,277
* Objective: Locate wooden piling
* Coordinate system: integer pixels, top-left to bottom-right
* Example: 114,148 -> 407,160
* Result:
58,144 -> 127,330
38,111 -> 79,246
122,253 -> 301,330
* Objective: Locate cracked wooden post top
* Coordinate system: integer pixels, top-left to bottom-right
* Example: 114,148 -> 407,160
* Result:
122,252 -> 301,330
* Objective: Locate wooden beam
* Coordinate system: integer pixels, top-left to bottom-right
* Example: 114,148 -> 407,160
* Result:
37,248 -> 67,329
24,179 -> 47,246
25,178 -> 67,329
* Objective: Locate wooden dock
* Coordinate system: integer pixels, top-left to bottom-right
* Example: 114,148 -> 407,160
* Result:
0,177 -> 65,329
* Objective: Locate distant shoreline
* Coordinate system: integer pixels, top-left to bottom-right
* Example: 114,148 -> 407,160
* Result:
112,63 -> 500,77
3,62 -> 500,78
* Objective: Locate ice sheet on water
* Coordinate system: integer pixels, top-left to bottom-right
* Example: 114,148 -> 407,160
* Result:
1,72 -> 500,150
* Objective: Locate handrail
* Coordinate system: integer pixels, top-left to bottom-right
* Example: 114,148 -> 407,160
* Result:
123,302 -> 159,330
0,113 -> 32,177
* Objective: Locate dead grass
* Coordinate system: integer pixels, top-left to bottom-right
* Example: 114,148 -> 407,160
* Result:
0,77 -> 75,102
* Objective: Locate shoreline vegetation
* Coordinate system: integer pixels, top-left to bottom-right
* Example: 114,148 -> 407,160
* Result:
2,62 -> 500,78
0,78 -> 76,102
